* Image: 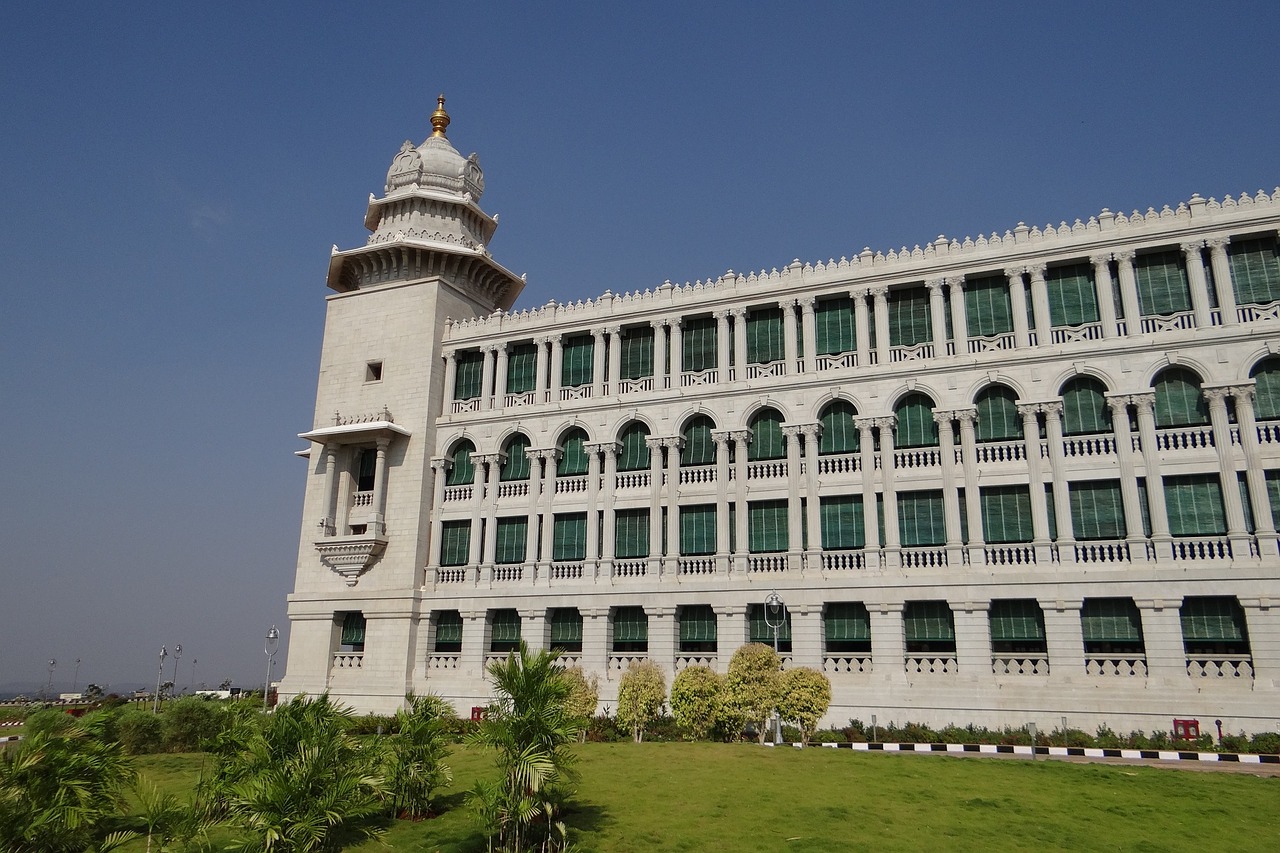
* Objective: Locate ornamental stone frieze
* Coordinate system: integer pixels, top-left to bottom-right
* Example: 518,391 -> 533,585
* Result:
315,535 -> 388,586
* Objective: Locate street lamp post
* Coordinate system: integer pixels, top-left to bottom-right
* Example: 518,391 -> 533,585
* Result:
263,626 -> 280,712
171,645 -> 182,696
191,658 -> 198,693
72,658 -> 81,694
45,659 -> 56,701
764,591 -> 786,745
153,646 -> 168,713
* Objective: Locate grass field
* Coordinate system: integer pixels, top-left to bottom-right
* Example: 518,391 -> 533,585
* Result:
132,743 -> 1279,852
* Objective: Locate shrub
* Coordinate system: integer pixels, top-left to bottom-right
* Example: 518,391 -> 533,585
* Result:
585,713 -> 627,742
162,695 -> 227,752
725,644 -> 783,744
116,708 -> 164,755
380,693 -> 454,820
777,668 -> 831,746
1249,732 -> 1280,755
1219,733 -> 1248,753
21,708 -> 77,737
670,666 -> 723,741
616,660 -> 667,743
562,666 -> 600,739
810,729 -> 847,744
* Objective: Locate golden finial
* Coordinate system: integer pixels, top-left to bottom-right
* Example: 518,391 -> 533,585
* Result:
430,94 -> 450,138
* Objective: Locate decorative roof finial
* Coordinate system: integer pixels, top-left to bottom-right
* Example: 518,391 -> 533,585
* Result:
430,94 -> 450,138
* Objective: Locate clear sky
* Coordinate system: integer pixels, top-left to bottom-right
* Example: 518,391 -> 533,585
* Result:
2,1 -> 1276,693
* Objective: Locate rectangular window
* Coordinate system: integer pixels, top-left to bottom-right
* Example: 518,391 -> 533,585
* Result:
898,490 -> 945,547
825,602 -> 871,653
612,606 -> 648,652
1135,251 -> 1191,316
615,508 -> 649,558
440,520 -> 470,566
981,485 -> 1034,544
356,448 -> 376,492
1046,263 -> 1100,327
490,609 -> 521,653
453,350 -> 484,400
1180,597 -> 1246,643
494,517 -> 528,564
433,611 -> 462,653
1229,236 -> 1280,306
679,504 -> 716,555
887,286 -> 931,347
988,600 -> 1046,642
506,343 -> 537,393
815,296 -> 855,355
903,601 -> 955,653
340,612 -> 366,651
748,603 -> 792,649
1164,474 -> 1227,537
550,608 -> 583,651
746,306 -> 784,364
620,327 -> 654,379
964,274 -> 1013,337
552,513 -> 587,562
1080,598 -> 1143,644
747,500 -> 788,553
682,316 -> 718,372
1069,480 -> 1126,541
561,334 -> 593,387
820,495 -> 864,549
679,604 -> 718,651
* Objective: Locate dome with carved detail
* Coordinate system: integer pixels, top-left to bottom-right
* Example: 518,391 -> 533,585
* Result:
384,96 -> 485,200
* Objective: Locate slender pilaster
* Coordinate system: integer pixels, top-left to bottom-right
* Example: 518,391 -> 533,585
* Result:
548,335 -> 564,400
926,279 -> 948,355
1204,387 -> 1253,558
1114,250 -> 1141,333
868,603 -> 905,682
790,606 -> 822,671
712,430 -> 732,574
952,601 -> 992,677
1041,402 -> 1074,563
933,411 -> 963,566
460,610 -> 486,678
732,431 -> 751,573
442,349 -> 458,404
1205,237 -> 1237,326
494,344 -> 509,407
730,308 -> 747,379
534,338 -> 549,401
1136,599 -> 1188,684
956,408 -> 984,565
1132,392 -> 1172,560
480,345 -> 497,410
669,318 -> 683,383
799,298 -> 817,373
664,437 -> 684,572
366,437 -> 391,535
524,450 -> 543,567
1040,599 -> 1085,678
852,289 -> 871,366
871,286 -> 890,365
585,445 -> 602,566
1018,404 -> 1052,563
1107,395 -> 1151,564
801,423 -> 823,572
947,277 -> 968,356
1027,263 -> 1051,347
482,452 -> 503,567
1006,266 -> 1030,348
591,442 -> 621,573
717,604 -> 748,673
1233,385 -> 1279,555
646,437 -> 665,574
1090,254 -> 1119,338
606,327 -> 622,392
468,454 -> 494,569
591,328 -> 607,398
781,299 -> 799,374
714,310 -> 732,380
539,449 -> 562,570
781,424 -> 806,571
651,320 -> 668,390
320,443 -> 338,536
521,609 -> 547,653
855,418 -> 880,569
427,457 -> 450,568
876,417 -> 899,566
581,608 -> 609,677
1182,241 -> 1213,328
646,606 -> 676,674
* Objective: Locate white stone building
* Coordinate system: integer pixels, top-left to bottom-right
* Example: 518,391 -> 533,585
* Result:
280,99 -> 1280,734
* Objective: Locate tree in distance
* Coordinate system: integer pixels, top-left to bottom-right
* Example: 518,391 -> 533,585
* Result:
725,643 -> 784,744
560,665 -> 599,742
616,660 -> 667,743
778,668 -> 832,745
669,665 -> 724,741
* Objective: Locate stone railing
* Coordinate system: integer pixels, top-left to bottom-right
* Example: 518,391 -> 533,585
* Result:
553,652 -> 582,668
608,654 -> 648,675
746,360 -> 786,379
1170,537 -> 1232,561
555,475 -> 588,494
1084,655 -> 1147,677
618,377 -> 654,394
504,391 -> 536,408
434,567 -> 468,584
351,490 -> 374,508
615,471 -> 651,490
451,398 -> 482,414
1139,311 -> 1196,334
894,446 -> 940,469
890,342 -> 933,362
899,546 -> 946,569
675,654 -> 717,671
559,385 -> 592,401
427,654 -> 460,670
973,440 -> 1025,464
984,544 -> 1036,567
968,333 -> 1015,354
1062,434 -> 1115,458
679,464 -> 716,485
492,565 -> 524,583
821,550 -> 866,571
332,652 -> 363,670
1073,540 -> 1131,565
497,481 -> 529,498
442,484 -> 472,502
746,460 -> 787,479
823,655 -> 872,674
1155,424 -> 1214,452
549,562 -> 584,581
817,452 -> 860,474
905,655 -> 956,674
816,351 -> 859,371
677,557 -> 716,576
1050,322 -> 1103,344
747,554 -> 787,573
612,559 -> 648,579
1259,422 -> 1280,445
1238,299 -> 1280,324
992,654 -> 1049,676
681,368 -> 718,387
1186,654 -> 1253,679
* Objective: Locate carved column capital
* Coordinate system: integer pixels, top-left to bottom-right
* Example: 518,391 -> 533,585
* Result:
536,334 -> 560,346
710,429 -> 733,446
1202,386 -> 1233,407
1105,393 -> 1132,414
602,325 -> 621,336
853,416 -> 879,430
481,343 -> 501,354
442,349 -> 457,361
1129,391 -> 1155,412
797,296 -> 816,314
1040,400 -> 1064,418
1180,240 -> 1206,255
1113,249 -> 1136,263
584,441 -> 621,457
872,416 -> 897,430
727,429 -> 753,444
1026,263 -> 1047,279
729,306 -> 748,320
1015,403 -> 1043,417
659,436 -> 686,450
590,327 -> 608,340
429,456 -> 453,472
925,278 -> 946,293
945,275 -> 965,288
952,407 -> 979,425
1204,236 -> 1229,254
1004,266 -> 1026,279
472,452 -> 505,465
650,318 -> 670,331
643,436 -> 666,450
868,285 -> 888,299
1089,253 -> 1112,267
713,309 -> 732,320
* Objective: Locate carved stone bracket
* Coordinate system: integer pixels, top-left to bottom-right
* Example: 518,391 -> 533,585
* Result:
316,536 -> 388,586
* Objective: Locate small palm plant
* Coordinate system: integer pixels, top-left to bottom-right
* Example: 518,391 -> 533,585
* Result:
378,692 -> 454,819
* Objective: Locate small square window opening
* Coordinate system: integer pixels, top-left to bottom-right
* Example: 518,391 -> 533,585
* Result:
365,361 -> 383,382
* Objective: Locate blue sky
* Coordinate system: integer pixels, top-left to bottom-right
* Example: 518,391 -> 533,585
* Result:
2,1 -> 1276,691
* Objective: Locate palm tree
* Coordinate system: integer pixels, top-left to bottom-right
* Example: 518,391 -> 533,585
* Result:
467,642 -> 581,852
378,692 -> 454,819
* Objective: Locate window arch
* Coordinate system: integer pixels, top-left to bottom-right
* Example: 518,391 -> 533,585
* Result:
445,439 -> 475,486
894,393 -> 938,448
748,408 -> 786,461
617,422 -> 650,472
1060,376 -> 1112,436
500,433 -> 532,481
1250,358 -> 1280,421
819,400 -> 859,455
974,385 -> 1022,442
681,415 -> 716,466
1153,367 -> 1208,428
558,428 -> 590,476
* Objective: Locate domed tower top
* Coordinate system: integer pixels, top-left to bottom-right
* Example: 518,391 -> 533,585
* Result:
384,95 -> 485,199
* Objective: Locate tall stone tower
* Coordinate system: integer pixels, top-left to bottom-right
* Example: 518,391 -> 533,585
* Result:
279,98 -> 524,710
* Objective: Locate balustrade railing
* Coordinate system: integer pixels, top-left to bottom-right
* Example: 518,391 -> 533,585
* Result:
823,655 -> 872,674
497,481 -> 528,499
549,562 -> 584,581
678,557 -> 716,576
618,377 -> 654,394
504,391 -> 535,408
451,398 -> 482,414
905,655 -> 956,674
1139,311 -> 1196,334
1186,654 -> 1253,679
1062,434 -> 1115,457
492,565 -> 524,582
1084,656 -> 1147,677
442,484 -> 472,502
746,360 -> 786,379
968,333 -> 1016,353
1170,537 -> 1232,561
332,652 -> 363,670
984,544 -> 1036,567
817,452 -> 860,474
608,654 -> 648,674
900,547 -> 946,569
890,342 -> 933,362
675,654 -> 717,670
559,385 -> 592,401
1073,540 -> 1130,564
435,567 -> 467,584
1155,425 -> 1214,451
746,460 -> 787,479
821,549 -> 866,571
1050,322 -> 1103,344
679,464 -> 716,485
973,440 -> 1024,464
681,368 -> 718,387
992,654 -> 1049,676
894,446 -> 940,468
612,559 -> 648,578
555,475 -> 588,494
1259,422 -> 1280,445
816,351 -> 858,371
747,554 -> 787,573
1237,300 -> 1280,323
427,654 -> 459,670
615,471 -> 650,490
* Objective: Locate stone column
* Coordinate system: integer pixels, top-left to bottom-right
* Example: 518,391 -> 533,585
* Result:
548,335 -> 565,401
460,610 -> 487,677
534,337 -> 549,401
781,299 -> 799,373
947,277 -> 968,356
646,606 -> 677,674
480,345 -> 497,410
1203,387 -> 1253,557
320,443 -> 339,536
664,437 -> 684,571
1106,395 -> 1152,565
1182,241 -> 1214,328
730,308 -> 748,379
1040,599 -> 1085,677
717,604 -> 749,673
585,444 -> 602,565
952,601 -> 991,676
868,603 -> 905,681
651,320 -> 668,390
1233,385 -> 1279,555
1041,402 -> 1075,563
714,310 -> 732,379
467,454 -> 494,569
712,430 -> 732,574
877,417 -> 899,566
1133,392 -> 1172,560
956,409 -> 985,565
591,328 -> 607,398
494,344 -> 509,408
926,278 -> 948,355
933,412 -> 964,566
852,288 -> 871,366
669,318 -> 684,383
732,430 -> 752,573
1090,254 -> 1119,338
482,452 -> 503,567
1205,237 -> 1237,326
581,607 -> 610,677
871,286 -> 890,365
790,606 -> 822,671
646,437 -> 665,574
1136,599 -> 1188,684
524,450 -> 543,567
365,437 -> 390,535
539,449 -> 562,569
427,457 -> 450,567
1240,599 -> 1280,683
1028,263 -> 1051,346
606,327 -> 622,393
594,443 -> 621,573
1006,266 -> 1030,348
781,424 -> 805,570
442,349 -> 458,405
799,297 -> 817,373
856,418 -> 880,569
801,423 -> 823,572
521,609 -> 547,653
1018,404 -> 1052,563
1114,250 -> 1142,334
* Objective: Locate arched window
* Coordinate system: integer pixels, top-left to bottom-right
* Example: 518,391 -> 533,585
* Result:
819,400 -> 859,455
617,422 -> 650,472
558,428 -> 590,476
681,415 -> 716,466
974,385 -> 1022,442
445,440 -> 475,486
894,393 -> 938,448
1250,358 -> 1280,421
500,434 -> 531,481
748,409 -> 786,460
1153,368 -> 1208,428
1060,377 -> 1112,436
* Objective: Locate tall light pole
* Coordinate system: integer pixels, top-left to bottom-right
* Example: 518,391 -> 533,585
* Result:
72,658 -> 82,694
153,646 -> 168,713
171,645 -> 182,696
764,591 -> 786,745
191,658 -> 198,692
45,659 -> 56,701
263,626 -> 280,712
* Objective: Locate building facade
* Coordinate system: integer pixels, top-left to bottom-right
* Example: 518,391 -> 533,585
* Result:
280,101 -> 1280,733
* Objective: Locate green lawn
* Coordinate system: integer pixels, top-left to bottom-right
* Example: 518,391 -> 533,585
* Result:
133,743 -> 1278,852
